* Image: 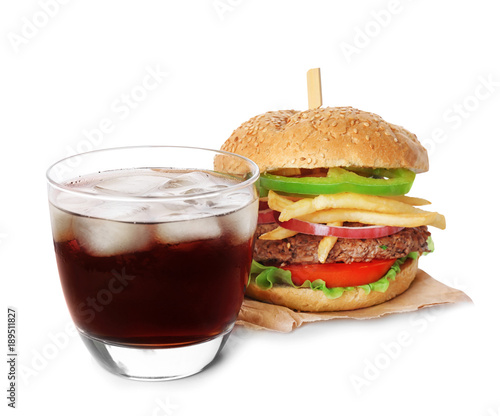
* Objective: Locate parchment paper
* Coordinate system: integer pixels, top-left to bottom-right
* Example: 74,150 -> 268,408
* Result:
236,269 -> 472,332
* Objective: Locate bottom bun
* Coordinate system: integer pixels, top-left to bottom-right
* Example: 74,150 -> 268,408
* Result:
245,257 -> 419,312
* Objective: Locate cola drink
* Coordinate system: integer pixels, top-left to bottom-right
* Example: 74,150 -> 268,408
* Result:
49,168 -> 257,347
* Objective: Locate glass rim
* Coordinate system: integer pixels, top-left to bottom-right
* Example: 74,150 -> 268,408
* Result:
46,145 -> 260,203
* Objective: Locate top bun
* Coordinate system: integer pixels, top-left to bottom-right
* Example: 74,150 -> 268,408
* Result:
220,107 -> 429,173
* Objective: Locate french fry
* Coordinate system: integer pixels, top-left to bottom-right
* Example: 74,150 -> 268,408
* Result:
317,222 -> 343,263
278,198 -> 314,220
318,237 -> 337,263
267,190 -> 445,229
259,226 -> 298,240
280,193 -> 426,221
299,209 -> 446,230
430,212 -> 446,229
316,193 -> 429,214
267,190 -> 298,212
385,195 -> 431,206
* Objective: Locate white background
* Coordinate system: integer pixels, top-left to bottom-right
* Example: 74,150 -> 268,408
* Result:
1,1 -> 499,415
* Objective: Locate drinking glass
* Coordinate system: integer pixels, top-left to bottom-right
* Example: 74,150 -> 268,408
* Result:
46,146 -> 259,380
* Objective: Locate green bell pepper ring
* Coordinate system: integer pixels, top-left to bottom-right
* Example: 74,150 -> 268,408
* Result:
259,167 -> 415,196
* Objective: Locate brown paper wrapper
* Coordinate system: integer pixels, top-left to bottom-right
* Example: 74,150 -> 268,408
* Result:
236,269 -> 472,333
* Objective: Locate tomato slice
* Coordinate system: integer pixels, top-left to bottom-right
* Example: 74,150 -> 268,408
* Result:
282,259 -> 397,287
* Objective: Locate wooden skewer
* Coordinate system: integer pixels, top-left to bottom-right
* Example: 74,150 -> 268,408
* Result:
307,68 -> 322,110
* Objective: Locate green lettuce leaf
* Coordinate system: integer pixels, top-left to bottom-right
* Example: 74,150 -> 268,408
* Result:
250,251 -> 420,300
423,236 -> 434,255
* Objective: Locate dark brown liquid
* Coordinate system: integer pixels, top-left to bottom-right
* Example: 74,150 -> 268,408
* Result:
54,235 -> 253,347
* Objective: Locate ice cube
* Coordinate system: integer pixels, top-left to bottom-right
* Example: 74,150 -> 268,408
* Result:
55,192 -> 81,207
50,191 -> 106,242
82,202 -> 151,222
218,200 -> 258,245
181,188 -> 208,195
55,192 -> 102,214
73,216 -> 152,257
149,198 -> 223,223
158,171 -> 210,195
180,184 -> 231,196
49,205 -> 75,242
155,216 -> 222,245
93,173 -> 168,197
71,200 -> 154,256
150,171 -> 232,197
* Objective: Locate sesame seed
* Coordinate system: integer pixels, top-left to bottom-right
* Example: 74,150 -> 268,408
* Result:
353,128 -> 358,133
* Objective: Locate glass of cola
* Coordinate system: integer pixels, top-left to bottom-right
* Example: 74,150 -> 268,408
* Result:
46,146 -> 259,380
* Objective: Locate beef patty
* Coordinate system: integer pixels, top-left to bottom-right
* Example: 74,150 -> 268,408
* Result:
254,224 -> 431,266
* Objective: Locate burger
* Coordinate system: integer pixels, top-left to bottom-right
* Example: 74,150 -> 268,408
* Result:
220,106 -> 445,312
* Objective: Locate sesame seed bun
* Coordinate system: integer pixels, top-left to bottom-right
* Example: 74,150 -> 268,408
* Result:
245,257 -> 418,312
220,107 -> 429,173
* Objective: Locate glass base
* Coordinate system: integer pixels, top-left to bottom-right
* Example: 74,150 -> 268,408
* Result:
79,327 -> 232,381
